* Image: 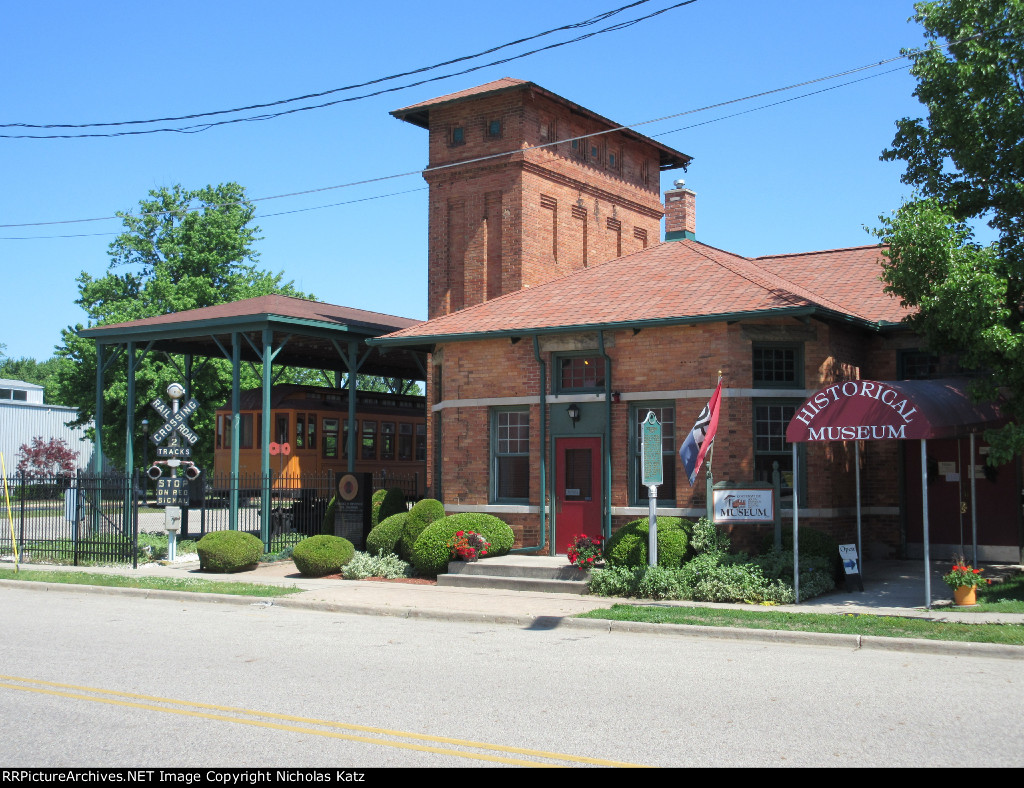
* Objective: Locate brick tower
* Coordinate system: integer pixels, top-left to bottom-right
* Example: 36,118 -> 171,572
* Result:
391,78 -> 691,319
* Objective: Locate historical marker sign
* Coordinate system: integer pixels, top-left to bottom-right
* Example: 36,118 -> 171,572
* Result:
641,411 -> 663,487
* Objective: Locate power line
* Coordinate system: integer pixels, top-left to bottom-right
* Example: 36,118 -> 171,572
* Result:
0,49 -> 928,232
1,1 -> 698,139
1,1 -> 653,132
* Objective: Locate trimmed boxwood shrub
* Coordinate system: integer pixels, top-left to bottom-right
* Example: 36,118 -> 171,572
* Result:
196,531 -> 264,573
321,496 -> 337,535
398,498 -> 446,560
410,513 -> 515,576
378,487 -> 407,524
292,535 -> 355,577
370,489 -> 388,529
365,512 -> 408,557
761,527 -> 844,581
603,517 -> 693,569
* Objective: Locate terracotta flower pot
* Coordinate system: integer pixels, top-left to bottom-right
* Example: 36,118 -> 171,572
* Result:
953,585 -> 977,606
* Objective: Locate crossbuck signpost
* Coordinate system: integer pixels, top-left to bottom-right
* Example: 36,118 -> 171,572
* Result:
147,383 -> 202,560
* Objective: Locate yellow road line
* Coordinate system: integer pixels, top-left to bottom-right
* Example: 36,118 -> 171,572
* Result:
0,675 -> 648,768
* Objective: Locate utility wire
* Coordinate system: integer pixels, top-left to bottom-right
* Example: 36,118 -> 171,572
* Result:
2,1 -> 697,139
2,1 -> 653,131
0,47 -> 935,232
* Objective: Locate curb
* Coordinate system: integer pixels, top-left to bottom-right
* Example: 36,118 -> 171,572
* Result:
3,578 -> 1021,659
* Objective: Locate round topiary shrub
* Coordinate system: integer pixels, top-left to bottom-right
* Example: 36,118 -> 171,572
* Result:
292,534 -> 355,577
196,531 -> 264,573
321,496 -> 337,535
365,512 -> 408,557
378,487 -> 407,523
410,513 -> 515,576
603,517 -> 693,569
370,489 -> 388,529
398,498 -> 446,560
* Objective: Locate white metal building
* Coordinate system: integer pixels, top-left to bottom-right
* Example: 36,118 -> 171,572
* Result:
0,378 -> 96,474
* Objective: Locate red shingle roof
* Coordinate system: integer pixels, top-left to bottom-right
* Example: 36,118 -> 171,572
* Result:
88,294 -> 420,334
375,241 -> 907,345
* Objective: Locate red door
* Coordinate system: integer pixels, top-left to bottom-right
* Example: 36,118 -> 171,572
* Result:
555,437 -> 602,554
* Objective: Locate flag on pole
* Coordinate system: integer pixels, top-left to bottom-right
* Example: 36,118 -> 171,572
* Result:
679,379 -> 722,486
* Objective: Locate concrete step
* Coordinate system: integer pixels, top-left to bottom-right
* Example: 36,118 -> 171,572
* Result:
435,573 -> 590,595
436,555 -> 594,594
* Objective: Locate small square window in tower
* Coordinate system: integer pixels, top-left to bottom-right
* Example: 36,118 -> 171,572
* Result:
487,119 -> 502,138
450,126 -> 465,146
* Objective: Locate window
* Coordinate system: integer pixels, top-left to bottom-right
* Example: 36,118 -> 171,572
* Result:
398,423 -> 413,461
322,419 -> 339,459
239,413 -> 254,450
492,410 -> 529,501
296,414 -> 305,449
362,420 -> 377,460
307,415 -> 316,450
275,414 -> 289,445
415,423 -> 427,462
487,119 -> 502,138
631,404 -> 676,505
752,344 -> 803,388
557,355 -> 606,392
898,349 -> 947,380
450,126 -> 465,145
381,422 -> 396,461
0,388 -> 28,400
753,401 -> 805,507
216,414 -> 225,449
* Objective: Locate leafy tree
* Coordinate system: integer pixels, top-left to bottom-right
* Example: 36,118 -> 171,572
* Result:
876,0 -> 1024,464
0,356 -> 66,404
55,183 -> 312,471
16,437 -> 79,480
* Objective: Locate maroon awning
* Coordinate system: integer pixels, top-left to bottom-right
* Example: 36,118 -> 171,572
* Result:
786,378 -> 1005,443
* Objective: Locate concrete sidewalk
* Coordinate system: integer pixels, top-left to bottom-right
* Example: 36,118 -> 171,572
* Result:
5,554 -> 1023,629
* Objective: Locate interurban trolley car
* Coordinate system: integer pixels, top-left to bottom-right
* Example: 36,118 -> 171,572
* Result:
213,385 -> 426,497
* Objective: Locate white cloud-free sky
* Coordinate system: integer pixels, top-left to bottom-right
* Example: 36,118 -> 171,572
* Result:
0,0 -> 965,361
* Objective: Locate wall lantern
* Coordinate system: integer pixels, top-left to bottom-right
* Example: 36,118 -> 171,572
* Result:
567,403 -> 581,427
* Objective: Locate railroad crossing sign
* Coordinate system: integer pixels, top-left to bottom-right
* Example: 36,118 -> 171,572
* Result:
150,394 -> 200,446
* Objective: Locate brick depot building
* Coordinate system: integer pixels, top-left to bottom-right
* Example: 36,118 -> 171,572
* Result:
372,78 -> 1022,562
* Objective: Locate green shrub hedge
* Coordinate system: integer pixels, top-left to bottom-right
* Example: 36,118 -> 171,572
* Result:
399,498 -> 446,560
196,531 -> 264,573
292,535 -> 355,577
365,512 -> 408,557
370,489 -> 388,529
762,527 -> 843,581
321,496 -> 337,535
410,513 -> 514,576
378,487 -> 407,524
603,517 -> 693,569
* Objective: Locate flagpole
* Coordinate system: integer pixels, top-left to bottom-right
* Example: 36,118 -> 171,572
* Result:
704,373 -> 721,522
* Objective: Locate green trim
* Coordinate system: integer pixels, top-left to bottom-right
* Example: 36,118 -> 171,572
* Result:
490,406 -> 532,505
665,229 -> 696,241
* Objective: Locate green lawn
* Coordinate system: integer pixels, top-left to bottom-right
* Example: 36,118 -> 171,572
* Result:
952,573 -> 1024,614
577,604 -> 1024,645
0,568 -> 301,597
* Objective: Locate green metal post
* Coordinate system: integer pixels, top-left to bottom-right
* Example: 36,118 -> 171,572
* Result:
229,333 -> 241,530
124,342 -> 136,536
347,341 -> 358,474
260,328 -> 273,549
93,344 -> 104,536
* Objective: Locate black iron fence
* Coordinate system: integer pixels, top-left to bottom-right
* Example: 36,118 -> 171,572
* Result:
1,468 -> 423,565
0,471 -> 137,567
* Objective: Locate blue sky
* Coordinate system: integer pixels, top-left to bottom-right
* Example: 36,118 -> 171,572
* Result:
0,0 -> 962,362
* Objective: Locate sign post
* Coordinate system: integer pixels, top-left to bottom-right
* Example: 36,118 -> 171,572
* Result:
640,411 -> 663,567
147,383 -> 202,560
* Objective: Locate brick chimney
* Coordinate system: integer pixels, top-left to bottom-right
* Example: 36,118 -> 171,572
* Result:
664,181 -> 696,241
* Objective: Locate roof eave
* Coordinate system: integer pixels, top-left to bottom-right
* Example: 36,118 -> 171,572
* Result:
369,305 -> 897,350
